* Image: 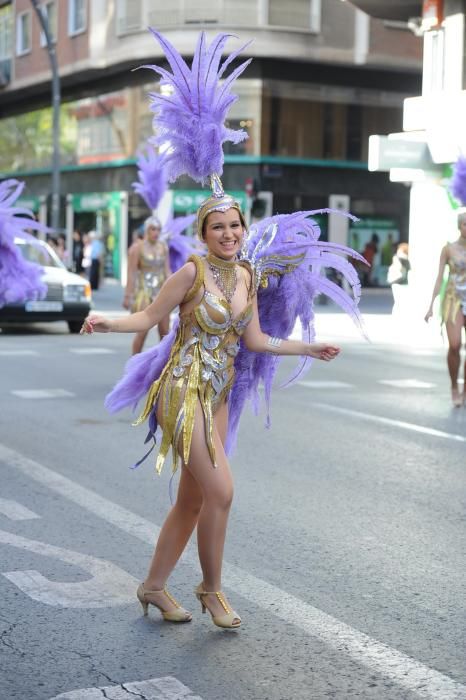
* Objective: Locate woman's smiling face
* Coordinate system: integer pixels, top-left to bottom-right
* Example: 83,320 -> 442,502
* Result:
203,208 -> 244,259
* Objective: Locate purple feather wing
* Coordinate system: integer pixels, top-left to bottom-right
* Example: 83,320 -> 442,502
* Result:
0,179 -> 48,307
162,214 -> 200,272
143,30 -> 251,184
105,322 -> 178,414
225,209 -> 367,454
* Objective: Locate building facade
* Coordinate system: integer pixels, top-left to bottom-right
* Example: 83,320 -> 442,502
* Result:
0,0 -> 422,280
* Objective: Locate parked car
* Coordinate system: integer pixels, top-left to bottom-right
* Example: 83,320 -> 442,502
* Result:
0,238 -> 92,333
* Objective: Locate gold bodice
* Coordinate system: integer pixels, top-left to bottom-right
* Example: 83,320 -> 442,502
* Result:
132,241 -> 167,311
136,255 -> 253,474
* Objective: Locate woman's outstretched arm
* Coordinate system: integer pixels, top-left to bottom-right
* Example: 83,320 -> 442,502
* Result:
242,293 -> 340,362
425,245 -> 448,322
80,261 -> 196,335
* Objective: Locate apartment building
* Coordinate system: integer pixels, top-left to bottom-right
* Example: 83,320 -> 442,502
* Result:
0,0 -> 422,279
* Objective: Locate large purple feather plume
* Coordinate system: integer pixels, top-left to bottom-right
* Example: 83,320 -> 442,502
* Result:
132,147 -> 168,210
225,209 -> 367,454
0,179 -> 47,307
141,30 -> 252,183
450,155 -> 466,205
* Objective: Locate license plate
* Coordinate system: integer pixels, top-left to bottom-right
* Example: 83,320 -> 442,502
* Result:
25,301 -> 64,312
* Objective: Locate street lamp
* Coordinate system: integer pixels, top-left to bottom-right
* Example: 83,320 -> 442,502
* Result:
30,0 -> 60,233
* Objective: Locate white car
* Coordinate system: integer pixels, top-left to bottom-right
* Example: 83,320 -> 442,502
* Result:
0,238 -> 92,333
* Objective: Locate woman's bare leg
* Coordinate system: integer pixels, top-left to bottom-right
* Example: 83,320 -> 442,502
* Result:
132,329 -> 149,355
181,402 -> 238,621
141,399 -> 236,618
143,466 -> 203,608
445,314 -> 464,393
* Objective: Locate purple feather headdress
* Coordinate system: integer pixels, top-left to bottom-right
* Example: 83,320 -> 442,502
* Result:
450,155 -> 466,206
141,30 -> 252,184
132,146 -> 168,210
0,179 -> 47,307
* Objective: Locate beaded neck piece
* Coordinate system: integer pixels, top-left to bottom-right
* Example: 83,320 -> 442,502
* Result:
206,253 -> 238,303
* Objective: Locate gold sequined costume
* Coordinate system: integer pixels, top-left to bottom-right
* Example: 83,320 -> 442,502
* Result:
136,255 -> 254,473
442,244 -> 466,324
132,241 -> 168,312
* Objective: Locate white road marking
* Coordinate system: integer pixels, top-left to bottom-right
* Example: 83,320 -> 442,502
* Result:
312,402 -> 466,444
1,443 -> 465,699
0,497 -> 40,520
69,348 -> 116,355
49,676 -> 203,700
0,530 -> 139,607
0,350 -> 39,356
11,389 -> 75,399
378,379 -> 436,389
298,380 -> 354,389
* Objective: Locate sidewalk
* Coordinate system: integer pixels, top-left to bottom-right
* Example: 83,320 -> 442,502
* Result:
93,280 -> 447,351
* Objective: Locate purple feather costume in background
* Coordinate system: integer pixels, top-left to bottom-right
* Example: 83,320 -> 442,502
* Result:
132,147 -> 198,272
450,155 -> 466,206
0,179 -> 47,307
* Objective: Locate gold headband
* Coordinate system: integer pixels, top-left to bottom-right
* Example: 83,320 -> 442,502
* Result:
196,174 -> 246,240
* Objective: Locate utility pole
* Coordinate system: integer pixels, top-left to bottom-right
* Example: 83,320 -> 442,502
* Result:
30,0 -> 60,232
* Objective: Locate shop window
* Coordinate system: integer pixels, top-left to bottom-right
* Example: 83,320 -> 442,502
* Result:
68,0 -> 86,36
40,1 -> 58,47
16,11 -> 31,56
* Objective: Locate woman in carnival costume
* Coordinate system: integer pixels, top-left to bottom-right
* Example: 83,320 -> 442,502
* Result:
81,31 -> 366,629
425,159 -> 466,406
124,148 -> 197,354
0,179 -> 47,307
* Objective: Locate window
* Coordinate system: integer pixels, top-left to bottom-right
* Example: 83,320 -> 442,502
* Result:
0,4 -> 12,83
268,0 -> 321,32
40,1 -> 58,47
16,11 -> 31,56
68,0 -> 86,36
116,0 -> 142,35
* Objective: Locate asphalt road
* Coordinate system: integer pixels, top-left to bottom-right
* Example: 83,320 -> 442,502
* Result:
0,288 -> 465,700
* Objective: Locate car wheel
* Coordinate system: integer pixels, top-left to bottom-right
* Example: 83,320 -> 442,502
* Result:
68,320 -> 84,334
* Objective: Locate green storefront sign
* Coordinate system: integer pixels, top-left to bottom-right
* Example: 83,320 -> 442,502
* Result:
71,191 -> 123,278
173,189 -> 247,213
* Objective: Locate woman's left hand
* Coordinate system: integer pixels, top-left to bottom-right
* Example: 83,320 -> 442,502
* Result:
308,343 -> 340,361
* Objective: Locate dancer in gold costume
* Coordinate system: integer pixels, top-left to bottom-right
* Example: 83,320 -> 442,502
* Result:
425,211 -> 466,407
81,31 -> 364,629
123,216 -> 171,354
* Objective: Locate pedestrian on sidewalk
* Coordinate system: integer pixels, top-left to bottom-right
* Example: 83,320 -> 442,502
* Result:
80,30 -> 364,630
388,242 -> 410,316
425,212 -> 466,407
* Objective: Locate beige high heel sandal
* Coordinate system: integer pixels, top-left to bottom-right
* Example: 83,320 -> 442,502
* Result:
137,583 -> 192,622
195,583 -> 241,629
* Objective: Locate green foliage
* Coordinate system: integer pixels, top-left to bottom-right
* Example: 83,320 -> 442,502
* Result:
0,104 -> 77,172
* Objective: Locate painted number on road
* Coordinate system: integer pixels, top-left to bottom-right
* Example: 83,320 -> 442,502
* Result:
49,676 -> 204,699
0,529 -> 139,607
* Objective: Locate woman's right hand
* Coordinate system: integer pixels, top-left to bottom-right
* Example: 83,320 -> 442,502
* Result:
80,315 -> 113,334
424,307 -> 433,323
122,293 -> 132,310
